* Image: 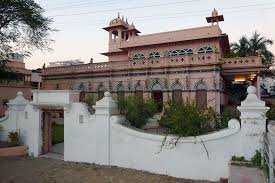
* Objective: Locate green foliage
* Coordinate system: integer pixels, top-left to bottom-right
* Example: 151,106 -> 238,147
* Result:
221,106 -> 240,128
52,123 -> 64,144
117,96 -> 158,128
231,155 -> 247,162
84,94 -> 95,107
231,31 -> 274,64
267,107 -> 275,120
251,150 -> 262,166
0,0 -> 55,78
160,101 -> 210,137
8,131 -> 19,146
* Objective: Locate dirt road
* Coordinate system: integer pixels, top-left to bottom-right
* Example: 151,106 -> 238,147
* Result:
0,156 -> 217,183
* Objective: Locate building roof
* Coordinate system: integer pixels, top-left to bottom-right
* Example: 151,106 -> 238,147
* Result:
118,25 -> 226,49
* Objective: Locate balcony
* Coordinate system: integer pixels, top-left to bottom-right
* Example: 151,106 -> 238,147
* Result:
221,56 -> 263,69
43,53 -> 221,76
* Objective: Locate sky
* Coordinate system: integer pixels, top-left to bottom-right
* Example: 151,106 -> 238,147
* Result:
25,0 -> 275,69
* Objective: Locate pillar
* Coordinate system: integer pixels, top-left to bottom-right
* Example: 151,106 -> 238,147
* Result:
93,92 -> 118,165
237,86 -> 269,159
257,75 -> 261,99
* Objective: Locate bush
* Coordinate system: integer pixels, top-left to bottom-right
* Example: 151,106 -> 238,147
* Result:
8,131 -> 19,146
117,96 -> 158,128
159,101 -> 209,137
221,106 -> 240,128
231,155 -> 247,162
267,107 -> 275,120
251,150 -> 262,166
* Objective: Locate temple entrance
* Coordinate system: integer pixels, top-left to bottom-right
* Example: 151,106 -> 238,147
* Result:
152,91 -> 163,112
42,109 -> 64,155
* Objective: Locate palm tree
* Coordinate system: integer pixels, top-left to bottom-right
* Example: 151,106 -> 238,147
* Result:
230,31 -> 274,65
231,36 -> 250,57
248,31 -> 274,64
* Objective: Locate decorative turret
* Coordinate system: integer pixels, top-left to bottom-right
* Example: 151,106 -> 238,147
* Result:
206,8 -> 224,25
103,13 -> 140,50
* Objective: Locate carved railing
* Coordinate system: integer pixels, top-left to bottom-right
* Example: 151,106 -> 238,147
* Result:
221,56 -> 263,69
43,53 -> 221,75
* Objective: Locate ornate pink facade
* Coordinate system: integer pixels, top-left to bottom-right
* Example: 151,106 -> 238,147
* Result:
42,10 -> 267,113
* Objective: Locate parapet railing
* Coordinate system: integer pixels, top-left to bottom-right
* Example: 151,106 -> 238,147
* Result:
221,56 -> 262,69
43,53 -> 222,75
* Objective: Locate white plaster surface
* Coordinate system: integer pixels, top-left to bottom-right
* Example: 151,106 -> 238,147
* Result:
0,88 -> 270,181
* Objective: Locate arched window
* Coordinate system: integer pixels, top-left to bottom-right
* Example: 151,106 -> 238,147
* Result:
149,52 -> 161,58
111,30 -> 118,40
132,53 -> 145,60
195,82 -> 207,110
167,49 -> 193,56
198,46 -> 213,54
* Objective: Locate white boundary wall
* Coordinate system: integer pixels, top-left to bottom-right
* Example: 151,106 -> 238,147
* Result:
0,86 -> 269,181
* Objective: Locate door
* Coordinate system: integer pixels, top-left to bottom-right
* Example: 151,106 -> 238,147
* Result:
42,111 -> 52,154
152,91 -> 163,112
196,89 -> 207,109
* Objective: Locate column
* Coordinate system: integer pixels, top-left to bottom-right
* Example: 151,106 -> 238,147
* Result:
237,86 -> 269,159
93,92 -> 119,165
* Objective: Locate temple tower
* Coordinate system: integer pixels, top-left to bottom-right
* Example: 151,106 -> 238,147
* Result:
103,14 -> 140,52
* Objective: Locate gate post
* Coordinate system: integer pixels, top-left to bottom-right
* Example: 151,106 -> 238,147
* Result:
93,91 -> 118,165
237,86 -> 269,159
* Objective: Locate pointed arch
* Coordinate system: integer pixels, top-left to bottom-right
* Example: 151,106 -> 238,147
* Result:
171,80 -> 183,103
194,80 -> 208,90
194,80 -> 207,109
171,80 -> 184,90
151,81 -> 164,91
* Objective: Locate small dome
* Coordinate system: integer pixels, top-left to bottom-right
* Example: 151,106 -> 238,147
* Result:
212,8 -> 218,16
109,17 -> 124,26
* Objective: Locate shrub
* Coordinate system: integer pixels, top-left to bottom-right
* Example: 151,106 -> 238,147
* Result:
267,107 -> 275,120
231,155 -> 247,162
117,96 -> 158,128
221,106 -> 240,128
159,101 -> 209,137
251,150 -> 262,166
8,131 -> 19,146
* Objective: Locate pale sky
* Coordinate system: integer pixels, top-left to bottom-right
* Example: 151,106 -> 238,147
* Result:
25,0 -> 275,69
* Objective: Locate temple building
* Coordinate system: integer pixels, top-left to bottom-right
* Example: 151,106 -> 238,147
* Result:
42,9 -> 267,113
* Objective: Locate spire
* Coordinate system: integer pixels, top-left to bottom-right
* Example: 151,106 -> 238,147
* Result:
206,8 -> 224,25
212,8 -> 218,16
126,18 -> 128,24
118,12 -> 120,18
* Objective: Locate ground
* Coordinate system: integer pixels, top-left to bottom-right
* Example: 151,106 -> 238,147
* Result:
0,156 -> 217,183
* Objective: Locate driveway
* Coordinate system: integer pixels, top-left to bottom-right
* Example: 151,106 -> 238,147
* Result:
0,156 -> 217,183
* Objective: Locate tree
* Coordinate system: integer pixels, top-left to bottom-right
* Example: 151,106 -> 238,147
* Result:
231,31 -> 274,65
0,0 -> 55,79
230,36 -> 250,57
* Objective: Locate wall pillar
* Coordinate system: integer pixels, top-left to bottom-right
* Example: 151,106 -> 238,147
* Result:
93,92 -> 118,165
237,86 -> 269,159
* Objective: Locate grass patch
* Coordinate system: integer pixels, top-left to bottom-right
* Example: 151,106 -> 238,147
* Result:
52,123 -> 64,144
